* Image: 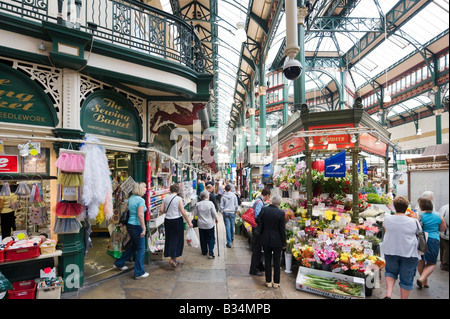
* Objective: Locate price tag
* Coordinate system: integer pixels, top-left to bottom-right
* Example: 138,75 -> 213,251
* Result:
298,230 -> 306,237
325,239 -> 333,247
314,252 -> 321,264
364,248 -> 374,256
348,222 -> 356,227
363,240 -> 372,248
337,205 -> 345,210
333,229 -> 340,235
350,257 -> 357,264
359,218 -> 364,224
342,246 -> 351,253
318,203 -> 326,208
324,228 -> 331,233
305,219 -> 311,227
319,234 -> 328,242
366,230 -> 374,237
350,229 -> 359,236
337,234 -> 345,241
320,193 -> 329,199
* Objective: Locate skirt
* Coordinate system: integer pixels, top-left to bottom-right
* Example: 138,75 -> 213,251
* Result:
164,217 -> 184,258
55,152 -> 85,172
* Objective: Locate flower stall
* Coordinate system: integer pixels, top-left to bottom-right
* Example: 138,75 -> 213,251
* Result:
266,104 -> 400,298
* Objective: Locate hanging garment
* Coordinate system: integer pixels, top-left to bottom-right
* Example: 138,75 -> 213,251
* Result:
55,152 -> 85,172
53,216 -> 82,234
15,182 -> 31,196
55,201 -> 86,217
57,173 -> 83,187
80,135 -> 112,220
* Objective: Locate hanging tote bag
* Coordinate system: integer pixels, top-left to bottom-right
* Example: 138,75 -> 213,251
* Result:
241,199 -> 262,228
415,218 -> 429,255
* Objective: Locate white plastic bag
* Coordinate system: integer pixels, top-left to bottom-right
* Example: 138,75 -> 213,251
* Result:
186,228 -> 199,248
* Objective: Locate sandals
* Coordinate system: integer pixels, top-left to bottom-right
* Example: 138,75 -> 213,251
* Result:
169,259 -> 178,268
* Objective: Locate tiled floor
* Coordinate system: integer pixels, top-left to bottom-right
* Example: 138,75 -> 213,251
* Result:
63,214 -> 449,300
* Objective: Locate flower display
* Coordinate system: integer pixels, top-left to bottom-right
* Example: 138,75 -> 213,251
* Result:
316,249 -> 339,264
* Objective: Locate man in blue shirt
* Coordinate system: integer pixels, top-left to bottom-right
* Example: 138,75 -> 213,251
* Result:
249,188 -> 271,276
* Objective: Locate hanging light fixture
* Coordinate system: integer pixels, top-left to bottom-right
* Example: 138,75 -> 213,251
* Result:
416,128 -> 422,136
308,138 -> 314,148
235,21 -> 247,43
323,136 -> 329,145
350,134 -> 357,143
376,137 -> 381,145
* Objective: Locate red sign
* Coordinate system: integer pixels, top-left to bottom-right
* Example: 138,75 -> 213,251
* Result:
359,133 -> 387,157
0,155 -> 19,173
313,134 -> 349,145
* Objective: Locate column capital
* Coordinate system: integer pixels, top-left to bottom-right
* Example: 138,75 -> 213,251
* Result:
258,86 -> 268,96
298,7 -> 309,26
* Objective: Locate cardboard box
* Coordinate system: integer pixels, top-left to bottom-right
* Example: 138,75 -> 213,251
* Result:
296,266 -> 365,299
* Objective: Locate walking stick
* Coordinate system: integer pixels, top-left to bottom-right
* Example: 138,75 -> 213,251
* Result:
216,221 -> 220,257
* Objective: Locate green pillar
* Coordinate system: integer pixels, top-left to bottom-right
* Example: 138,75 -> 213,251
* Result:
351,148 -> 360,223
259,67 -> 267,148
294,2 -> 307,111
52,128 -> 86,293
305,148 -> 313,218
283,79 -> 290,124
131,142 -> 148,183
250,86 -> 256,147
435,86 -> 442,144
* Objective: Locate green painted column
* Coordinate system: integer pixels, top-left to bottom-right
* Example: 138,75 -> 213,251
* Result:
351,148 -> 360,223
434,86 -> 442,144
283,79 -> 290,124
259,67 -> 267,148
250,91 -> 256,148
294,2 -> 308,111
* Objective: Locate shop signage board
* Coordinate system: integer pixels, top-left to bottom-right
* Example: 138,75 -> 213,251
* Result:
324,151 -> 346,177
81,90 -> 142,141
359,133 -> 387,157
0,64 -> 58,127
0,155 -> 19,173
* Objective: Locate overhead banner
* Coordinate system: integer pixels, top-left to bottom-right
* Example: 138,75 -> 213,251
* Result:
325,151 -> 346,177
358,160 -> 368,174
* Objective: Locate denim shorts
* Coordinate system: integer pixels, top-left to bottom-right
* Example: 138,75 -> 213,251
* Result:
422,238 -> 440,264
385,255 -> 418,291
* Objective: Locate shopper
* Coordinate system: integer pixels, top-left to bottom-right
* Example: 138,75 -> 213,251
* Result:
114,182 -> 149,279
220,184 -> 239,248
257,195 -> 286,288
194,190 -> 218,258
161,183 -> 193,268
249,188 -> 271,276
197,178 -> 205,200
205,176 -> 214,187
416,197 -> 447,288
439,204 -> 449,271
382,196 -> 421,299
0,193 -> 19,238
415,190 -> 434,213
206,184 -> 219,212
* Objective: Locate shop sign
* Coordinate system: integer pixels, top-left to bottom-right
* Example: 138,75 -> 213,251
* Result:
81,90 -> 142,141
0,155 -> 19,173
359,133 -> 387,157
314,134 -> 349,146
324,151 -> 346,177
0,63 -> 58,127
278,136 -> 305,159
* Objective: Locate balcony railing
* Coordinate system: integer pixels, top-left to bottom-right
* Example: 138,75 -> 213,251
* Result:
0,0 -> 207,73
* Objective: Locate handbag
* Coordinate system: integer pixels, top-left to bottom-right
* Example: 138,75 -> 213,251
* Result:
253,213 -> 263,235
119,208 -> 130,226
241,199 -> 262,229
415,218 -> 428,255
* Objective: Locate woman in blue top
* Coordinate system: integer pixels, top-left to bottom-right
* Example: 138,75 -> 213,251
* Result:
416,197 -> 447,288
114,182 -> 149,280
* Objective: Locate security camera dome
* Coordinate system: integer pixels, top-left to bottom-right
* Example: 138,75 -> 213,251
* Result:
283,59 -> 303,81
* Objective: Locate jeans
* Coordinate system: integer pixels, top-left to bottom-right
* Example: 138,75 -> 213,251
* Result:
385,254 -> 418,290
250,233 -> 264,273
114,224 -> 146,278
223,212 -> 235,247
199,227 -> 215,255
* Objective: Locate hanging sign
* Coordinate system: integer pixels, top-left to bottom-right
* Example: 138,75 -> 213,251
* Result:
324,151 -> 346,177
81,90 -> 142,141
358,160 -> 368,174
0,155 -> 19,173
0,64 -> 58,127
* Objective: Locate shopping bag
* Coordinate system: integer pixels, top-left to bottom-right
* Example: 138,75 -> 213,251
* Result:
107,226 -> 124,259
0,271 -> 12,293
186,228 -> 199,248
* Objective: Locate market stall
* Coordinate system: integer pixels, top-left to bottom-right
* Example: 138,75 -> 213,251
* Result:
250,102 -> 400,298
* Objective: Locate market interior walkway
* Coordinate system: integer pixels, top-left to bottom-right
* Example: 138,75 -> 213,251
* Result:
63,213 -> 449,300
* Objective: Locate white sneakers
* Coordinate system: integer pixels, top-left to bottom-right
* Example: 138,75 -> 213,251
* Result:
135,272 -> 149,280
113,265 -> 128,271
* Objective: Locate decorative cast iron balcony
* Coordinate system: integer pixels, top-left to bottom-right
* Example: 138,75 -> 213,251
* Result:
0,0 -> 207,73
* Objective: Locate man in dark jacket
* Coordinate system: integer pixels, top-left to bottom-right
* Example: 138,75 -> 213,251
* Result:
206,184 -> 218,212
257,195 -> 286,288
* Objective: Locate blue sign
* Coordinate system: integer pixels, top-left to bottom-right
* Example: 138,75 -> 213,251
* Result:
325,151 -> 346,177
358,160 -> 368,174
263,163 -> 273,177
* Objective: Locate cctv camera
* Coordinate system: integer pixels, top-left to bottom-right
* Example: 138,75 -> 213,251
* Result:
283,59 -> 303,81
